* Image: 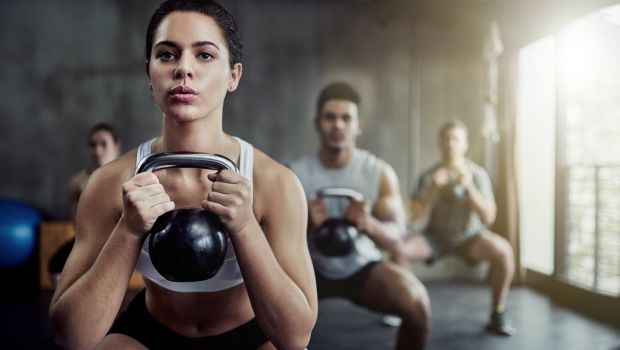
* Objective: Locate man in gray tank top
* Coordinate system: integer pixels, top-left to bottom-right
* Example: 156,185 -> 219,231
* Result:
393,120 -> 517,336
290,82 -> 430,350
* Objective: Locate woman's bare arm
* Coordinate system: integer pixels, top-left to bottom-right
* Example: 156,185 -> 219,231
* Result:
203,153 -> 317,350
50,155 -> 174,349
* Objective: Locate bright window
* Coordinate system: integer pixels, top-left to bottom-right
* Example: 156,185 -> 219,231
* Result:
558,6 -> 620,295
518,4 -> 620,295
517,36 -> 556,275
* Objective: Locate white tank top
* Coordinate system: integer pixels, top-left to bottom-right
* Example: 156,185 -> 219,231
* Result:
134,137 -> 254,292
289,149 -> 385,280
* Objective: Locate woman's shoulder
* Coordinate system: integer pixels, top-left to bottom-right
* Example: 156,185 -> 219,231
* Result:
253,148 -> 305,198
87,149 -> 139,192
74,149 -> 139,221
252,148 -> 306,222
252,148 -> 298,186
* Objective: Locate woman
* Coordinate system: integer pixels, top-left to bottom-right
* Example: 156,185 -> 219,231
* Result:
67,123 -> 122,220
49,1 -> 317,349
49,123 -> 122,287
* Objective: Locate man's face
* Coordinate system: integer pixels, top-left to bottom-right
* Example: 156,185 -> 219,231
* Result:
439,126 -> 468,161
315,99 -> 361,153
88,130 -> 120,168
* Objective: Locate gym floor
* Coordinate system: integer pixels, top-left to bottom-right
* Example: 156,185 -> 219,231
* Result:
2,281 -> 619,349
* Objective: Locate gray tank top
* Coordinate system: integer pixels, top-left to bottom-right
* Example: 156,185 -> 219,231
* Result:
134,137 -> 254,292
289,149 -> 384,279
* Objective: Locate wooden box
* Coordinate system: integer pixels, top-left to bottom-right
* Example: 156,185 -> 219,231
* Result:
39,221 -> 143,290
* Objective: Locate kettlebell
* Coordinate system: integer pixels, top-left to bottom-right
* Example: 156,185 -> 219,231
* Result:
313,188 -> 364,257
135,152 -> 239,282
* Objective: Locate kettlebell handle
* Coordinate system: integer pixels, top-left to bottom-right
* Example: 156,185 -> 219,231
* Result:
316,187 -> 364,202
135,152 -> 239,175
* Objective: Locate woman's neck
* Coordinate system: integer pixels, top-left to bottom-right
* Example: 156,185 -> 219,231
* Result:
157,113 -> 230,154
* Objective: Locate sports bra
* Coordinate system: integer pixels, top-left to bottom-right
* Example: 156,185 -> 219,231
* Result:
134,137 -> 254,292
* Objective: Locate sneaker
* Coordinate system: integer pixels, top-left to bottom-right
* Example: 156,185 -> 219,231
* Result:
381,314 -> 403,327
486,311 -> 516,336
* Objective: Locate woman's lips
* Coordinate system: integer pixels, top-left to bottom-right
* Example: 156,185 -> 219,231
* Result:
170,93 -> 198,103
169,85 -> 198,103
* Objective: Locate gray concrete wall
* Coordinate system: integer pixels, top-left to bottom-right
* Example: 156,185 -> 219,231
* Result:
0,0 -> 421,220
0,0 -> 162,218
0,0 -> 489,237
0,0 -> 498,281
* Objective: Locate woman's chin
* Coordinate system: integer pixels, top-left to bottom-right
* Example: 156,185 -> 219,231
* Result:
165,106 -> 203,123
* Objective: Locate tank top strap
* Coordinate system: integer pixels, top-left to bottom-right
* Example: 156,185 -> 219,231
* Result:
234,136 -> 254,186
135,138 -> 156,169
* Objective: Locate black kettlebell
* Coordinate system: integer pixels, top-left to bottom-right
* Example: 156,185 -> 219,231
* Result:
313,188 -> 364,257
136,152 -> 239,282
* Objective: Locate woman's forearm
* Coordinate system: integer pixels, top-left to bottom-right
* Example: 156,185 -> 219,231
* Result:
50,221 -> 143,349
231,221 -> 315,350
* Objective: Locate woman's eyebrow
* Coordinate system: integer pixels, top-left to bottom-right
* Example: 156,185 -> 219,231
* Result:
153,40 -> 220,51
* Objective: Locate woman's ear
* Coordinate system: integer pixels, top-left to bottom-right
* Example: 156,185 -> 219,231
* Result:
228,63 -> 243,92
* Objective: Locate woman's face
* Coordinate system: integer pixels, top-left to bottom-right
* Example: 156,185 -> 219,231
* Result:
147,11 -> 241,122
88,130 -> 120,168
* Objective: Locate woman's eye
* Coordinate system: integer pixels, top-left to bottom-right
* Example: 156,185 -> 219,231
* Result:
156,51 -> 176,61
198,52 -> 214,61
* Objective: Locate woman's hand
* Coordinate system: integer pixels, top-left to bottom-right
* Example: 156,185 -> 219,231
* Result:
202,170 -> 256,235
120,172 -> 175,237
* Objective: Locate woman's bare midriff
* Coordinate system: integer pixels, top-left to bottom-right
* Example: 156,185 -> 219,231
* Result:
132,144 -> 259,338
144,279 -> 255,337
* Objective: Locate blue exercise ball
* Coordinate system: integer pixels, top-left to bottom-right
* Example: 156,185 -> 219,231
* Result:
0,198 -> 42,268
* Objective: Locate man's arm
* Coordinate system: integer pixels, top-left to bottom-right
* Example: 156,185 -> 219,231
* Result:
347,163 -> 406,250
410,167 -> 449,222
459,166 -> 496,226
307,196 -> 328,231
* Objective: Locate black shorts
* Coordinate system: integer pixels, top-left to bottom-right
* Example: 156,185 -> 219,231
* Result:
108,290 -> 268,350
315,261 -> 380,305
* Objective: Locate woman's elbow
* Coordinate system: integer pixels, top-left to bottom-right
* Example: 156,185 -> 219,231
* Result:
52,328 -> 101,350
50,305 -> 100,350
274,315 -> 315,350
49,312 -> 74,350
275,331 -> 312,350
49,302 -> 65,340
